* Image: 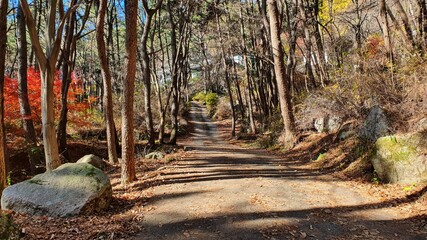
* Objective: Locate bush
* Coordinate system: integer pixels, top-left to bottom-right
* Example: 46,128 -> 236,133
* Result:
192,91 -> 207,103
205,93 -> 219,109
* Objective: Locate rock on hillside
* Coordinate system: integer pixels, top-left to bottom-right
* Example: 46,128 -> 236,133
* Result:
372,131 -> 427,184
76,154 -> 106,169
1,163 -> 112,217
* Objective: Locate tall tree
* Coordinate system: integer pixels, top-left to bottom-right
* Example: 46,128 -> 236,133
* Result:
167,0 -> 180,145
141,0 -> 163,146
267,0 -> 297,145
0,0 -> 8,197
215,1 -> 236,137
96,0 -> 118,164
239,4 -> 256,134
57,1 -> 91,160
17,2 -> 37,144
417,0 -> 427,50
379,0 -> 394,64
121,0 -> 138,184
392,0 -> 416,49
20,0 -> 79,170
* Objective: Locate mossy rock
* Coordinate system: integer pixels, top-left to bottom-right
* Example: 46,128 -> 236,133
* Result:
1,163 -> 112,217
372,131 -> 427,183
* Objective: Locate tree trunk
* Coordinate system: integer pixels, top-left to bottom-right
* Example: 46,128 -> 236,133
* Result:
417,0 -> 427,50
0,0 -> 9,198
216,2 -> 236,137
298,0 -> 316,88
142,0 -> 162,146
57,6 -> 76,160
121,0 -> 138,184
267,0 -> 297,145
311,0 -> 328,85
240,6 -> 256,134
392,0 -> 416,49
380,0 -> 394,64
17,3 -> 37,144
96,0 -> 118,164
167,1 -> 179,145
156,14 -> 170,144
20,0 -> 76,171
41,65 -> 61,170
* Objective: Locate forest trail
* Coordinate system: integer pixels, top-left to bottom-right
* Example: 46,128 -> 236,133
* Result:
134,103 -> 421,240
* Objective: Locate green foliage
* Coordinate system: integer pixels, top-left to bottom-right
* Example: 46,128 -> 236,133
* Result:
205,92 -> 219,116
316,152 -> 326,161
6,172 -> 12,186
250,134 -> 276,149
403,184 -> 416,191
205,92 -> 218,108
371,176 -> 380,185
192,91 -> 207,103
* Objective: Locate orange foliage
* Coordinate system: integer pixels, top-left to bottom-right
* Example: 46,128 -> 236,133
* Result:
365,34 -> 384,59
4,67 -> 92,127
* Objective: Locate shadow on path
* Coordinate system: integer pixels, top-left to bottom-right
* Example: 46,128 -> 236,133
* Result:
132,102 -> 426,240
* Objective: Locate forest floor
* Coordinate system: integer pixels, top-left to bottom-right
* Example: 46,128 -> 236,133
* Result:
10,102 -> 427,239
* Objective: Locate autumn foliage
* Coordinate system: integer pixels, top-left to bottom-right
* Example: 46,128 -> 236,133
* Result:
4,67 -> 93,127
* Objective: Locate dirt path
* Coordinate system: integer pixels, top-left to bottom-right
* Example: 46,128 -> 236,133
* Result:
134,103 -> 423,240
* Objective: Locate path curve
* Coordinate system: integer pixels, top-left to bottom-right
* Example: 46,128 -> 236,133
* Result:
134,103 -> 421,240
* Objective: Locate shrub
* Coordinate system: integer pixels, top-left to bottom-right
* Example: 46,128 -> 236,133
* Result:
4,67 -> 93,128
205,92 -> 219,109
192,91 -> 207,103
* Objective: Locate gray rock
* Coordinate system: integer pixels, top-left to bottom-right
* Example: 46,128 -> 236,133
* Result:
360,106 -> 389,142
1,163 -> 112,217
314,116 -> 342,133
372,132 -> 427,184
328,116 -> 342,132
76,154 -> 105,169
314,117 -> 327,133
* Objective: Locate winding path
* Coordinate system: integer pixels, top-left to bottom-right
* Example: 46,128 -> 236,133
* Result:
134,103 -> 422,240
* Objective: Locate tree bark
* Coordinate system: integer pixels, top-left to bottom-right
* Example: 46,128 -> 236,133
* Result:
392,0 -> 416,49
96,0 -> 118,164
267,0 -> 297,145
216,2 -> 236,137
141,0 -> 163,146
57,2 -> 76,159
417,0 -> 427,50
379,0 -> 394,64
17,3 -> 37,144
121,0 -> 138,184
167,1 -> 179,145
240,6 -> 256,134
298,0 -> 316,88
20,0 -> 77,171
0,0 -> 9,197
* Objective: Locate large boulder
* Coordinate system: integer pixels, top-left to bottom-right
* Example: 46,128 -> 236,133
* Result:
76,154 -> 105,169
372,132 -> 427,184
360,106 -> 389,142
1,163 -> 112,217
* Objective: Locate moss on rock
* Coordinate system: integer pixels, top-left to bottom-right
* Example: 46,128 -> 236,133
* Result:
372,131 -> 427,183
